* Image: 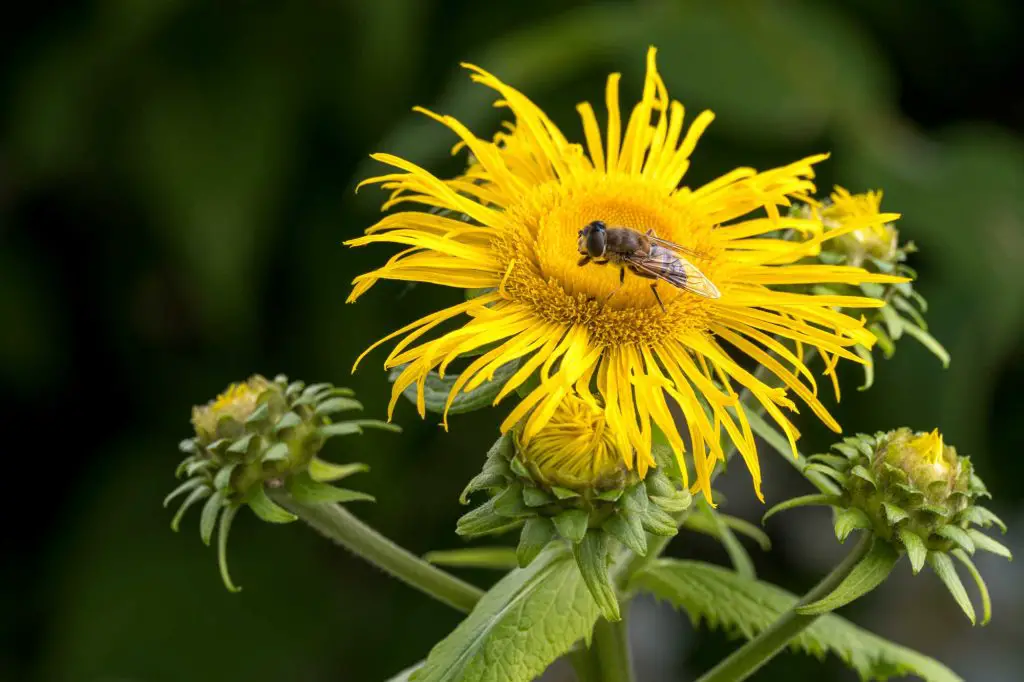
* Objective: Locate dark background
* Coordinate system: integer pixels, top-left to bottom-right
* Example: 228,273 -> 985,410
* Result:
2,1 -> 1023,681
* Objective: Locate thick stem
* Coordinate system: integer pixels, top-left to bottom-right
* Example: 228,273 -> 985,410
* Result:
277,494 -> 483,613
695,532 -> 874,682
591,606 -> 635,682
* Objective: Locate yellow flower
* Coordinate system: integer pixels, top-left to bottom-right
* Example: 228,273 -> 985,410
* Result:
516,393 -> 629,492
191,375 -> 271,441
346,47 -> 905,502
819,187 -> 899,266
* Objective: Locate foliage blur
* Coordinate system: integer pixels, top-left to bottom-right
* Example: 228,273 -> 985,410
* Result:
2,1 -> 1023,681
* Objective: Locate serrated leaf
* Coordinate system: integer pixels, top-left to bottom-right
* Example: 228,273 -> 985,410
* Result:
217,504 -> 242,592
516,517 -> 556,568
604,511 -> 647,556
410,547 -> 601,682
834,508 -> 872,543
952,550 -> 991,626
308,459 -> 368,483
762,493 -> 838,524
424,547 -> 519,570
928,552 -> 975,624
936,525 -> 975,554
897,528 -> 927,574
799,539 -> 899,615
246,484 -> 298,524
631,559 -> 961,682
389,359 -> 520,417
572,532 -> 620,621
967,529 -> 1012,560
170,485 -> 211,532
553,509 -> 589,543
199,490 -> 225,546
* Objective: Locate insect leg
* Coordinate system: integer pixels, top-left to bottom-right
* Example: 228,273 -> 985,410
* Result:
619,268 -> 625,284
577,256 -> 591,266
649,283 -> 666,312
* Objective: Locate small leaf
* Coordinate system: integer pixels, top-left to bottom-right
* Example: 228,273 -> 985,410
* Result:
618,483 -> 649,514
315,397 -> 363,416
262,441 -> 290,462
522,486 -> 553,507
572,532 -> 620,622
854,344 -> 875,391
936,525 -> 975,554
806,463 -> 847,486
798,539 -> 899,615
459,471 -> 506,505
961,506 -> 1006,533
424,547 -> 519,570
834,508 -> 872,543
901,322 -> 951,368
604,511 -> 647,556
244,402 -> 270,426
171,485 -> 211,532
308,459 -> 369,482
218,504 -> 242,592
320,419 -> 401,437
762,493 -> 838,524
287,472 -> 374,505
456,498 -> 521,538
274,411 -> 303,432
553,509 -> 589,543
952,549 -> 991,626
928,551 -> 975,624
649,493 -> 690,513
897,528 -> 927,574
226,434 -> 256,455
246,484 -> 298,523
199,491 -> 225,546
410,546 -> 600,682
640,505 -> 679,537
164,478 -> 205,508
719,514 -> 772,552
491,484 -> 529,518
967,529 -> 1012,560
516,517 -> 556,567
212,463 -> 238,492
185,458 -> 214,477
849,465 -> 877,488
550,485 -> 580,500
807,454 -> 850,470
881,502 -> 909,525
595,488 -> 624,502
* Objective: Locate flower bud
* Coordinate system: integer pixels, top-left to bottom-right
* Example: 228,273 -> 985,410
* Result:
166,374 -> 398,591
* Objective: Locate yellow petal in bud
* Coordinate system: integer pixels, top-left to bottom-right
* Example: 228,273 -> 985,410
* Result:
516,395 -> 632,493
191,375 -> 273,442
820,187 -> 899,266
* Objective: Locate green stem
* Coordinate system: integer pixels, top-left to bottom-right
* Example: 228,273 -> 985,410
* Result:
695,532 -> 874,682
277,495 -> 484,613
591,606 -> 635,682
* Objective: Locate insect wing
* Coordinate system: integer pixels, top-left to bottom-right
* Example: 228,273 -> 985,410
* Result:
626,248 -> 721,299
646,234 -> 705,260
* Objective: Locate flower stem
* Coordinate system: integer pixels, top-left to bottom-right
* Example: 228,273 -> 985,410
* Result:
591,605 -> 635,682
277,495 -> 484,613
694,532 -> 874,682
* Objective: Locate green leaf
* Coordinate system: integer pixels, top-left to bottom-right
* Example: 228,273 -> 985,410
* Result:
952,550 -> 991,626
967,529 -> 1013,560
604,511 -> 647,557
308,459 -> 368,483
936,525 -> 975,554
522,486 -> 553,507
199,490 -> 225,546
762,493 -> 838,524
516,517 -> 556,568
246,485 -> 298,524
384,662 -> 422,682
881,502 -> 909,525
897,528 -> 927,575
319,419 -> 401,438
854,344 -> 875,390
164,477 -> 205,508
961,506 -> 1007,533
261,441 -> 290,462
389,359 -> 520,416
314,397 -> 363,416
410,547 -> 601,682
928,551 -> 975,625
275,411 -> 302,432
849,465 -> 877,488
701,502 -> 756,580
170,485 -> 211,532
798,539 -> 899,615
286,472 -> 374,505
492,483 -> 530,518
572,531 -> 620,622
631,559 -> 961,682
901,322 -> 951,368
640,505 -> 678,537
553,509 -> 589,543
212,463 -> 238,492
424,547 -> 519,570
834,508 -> 872,543
456,498 -> 522,538
217,504 -> 242,593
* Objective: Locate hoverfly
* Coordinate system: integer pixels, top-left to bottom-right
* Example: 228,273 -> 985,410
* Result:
576,220 -> 720,310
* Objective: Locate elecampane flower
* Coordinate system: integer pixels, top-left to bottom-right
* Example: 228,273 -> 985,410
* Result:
347,48 -> 904,502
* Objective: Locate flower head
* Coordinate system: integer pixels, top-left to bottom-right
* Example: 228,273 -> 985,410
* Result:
348,48 -> 905,503
819,188 -> 898,266
768,428 -> 1010,624
167,375 -> 397,591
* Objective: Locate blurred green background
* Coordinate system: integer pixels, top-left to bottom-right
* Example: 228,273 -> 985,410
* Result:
3,1 -> 1023,681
